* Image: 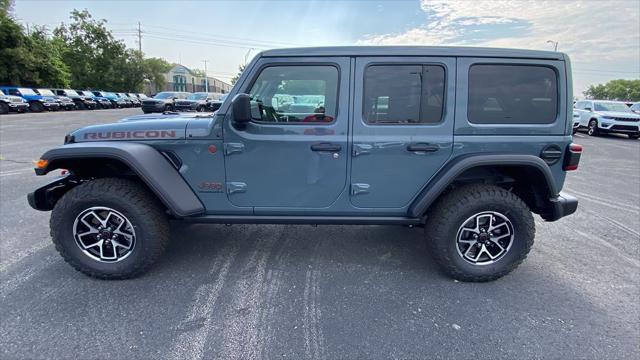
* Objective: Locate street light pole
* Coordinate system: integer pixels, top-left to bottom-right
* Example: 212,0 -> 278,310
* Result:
202,59 -> 209,92
546,40 -> 558,51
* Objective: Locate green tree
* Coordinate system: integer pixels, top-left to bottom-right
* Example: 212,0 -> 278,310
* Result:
1,0 -> 14,17
230,63 -> 246,85
584,79 -> 640,101
0,11 -> 70,87
142,57 -> 172,92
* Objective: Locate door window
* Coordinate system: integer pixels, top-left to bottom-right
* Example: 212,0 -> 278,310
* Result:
363,65 -> 445,124
248,65 -> 339,123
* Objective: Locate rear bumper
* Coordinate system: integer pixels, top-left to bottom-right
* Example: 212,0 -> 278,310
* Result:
541,192 -> 578,222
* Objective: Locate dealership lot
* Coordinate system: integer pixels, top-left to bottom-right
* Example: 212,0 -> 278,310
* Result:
1,110 -> 638,359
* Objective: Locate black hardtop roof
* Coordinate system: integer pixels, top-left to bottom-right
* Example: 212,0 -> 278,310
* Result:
260,46 -> 565,60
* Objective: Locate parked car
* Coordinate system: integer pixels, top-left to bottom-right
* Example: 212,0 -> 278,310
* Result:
141,91 -> 189,113
34,88 -> 76,111
631,102 -> 640,114
28,46 -> 580,282
125,93 -> 141,107
114,93 -> 133,108
52,89 -> 97,110
77,90 -> 112,109
136,93 -> 149,100
574,100 -> 640,139
0,86 -> 60,112
0,89 -> 29,114
92,91 -> 128,108
174,92 -> 224,112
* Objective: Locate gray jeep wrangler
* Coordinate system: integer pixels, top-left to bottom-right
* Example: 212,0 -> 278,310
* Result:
28,46 -> 581,282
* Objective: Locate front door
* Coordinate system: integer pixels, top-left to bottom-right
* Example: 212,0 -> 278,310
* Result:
223,57 -> 350,209
350,57 -> 456,208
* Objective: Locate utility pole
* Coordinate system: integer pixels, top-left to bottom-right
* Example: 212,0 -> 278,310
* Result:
137,22 -> 142,54
202,60 -> 209,92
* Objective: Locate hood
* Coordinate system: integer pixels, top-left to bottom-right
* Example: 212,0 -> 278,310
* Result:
71,115 -> 194,142
597,111 -> 640,119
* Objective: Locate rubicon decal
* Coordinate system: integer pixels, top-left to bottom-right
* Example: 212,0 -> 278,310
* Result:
83,130 -> 179,140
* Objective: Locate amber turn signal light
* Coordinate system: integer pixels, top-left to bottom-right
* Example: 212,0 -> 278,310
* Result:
35,159 -> 49,169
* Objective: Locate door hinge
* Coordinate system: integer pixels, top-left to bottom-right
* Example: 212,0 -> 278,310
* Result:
224,142 -> 245,156
351,183 -> 370,196
227,182 -> 247,194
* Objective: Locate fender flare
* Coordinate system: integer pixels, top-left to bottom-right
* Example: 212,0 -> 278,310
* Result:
408,154 -> 558,218
35,142 -> 205,217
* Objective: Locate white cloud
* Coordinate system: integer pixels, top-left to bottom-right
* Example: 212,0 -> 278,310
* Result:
359,0 -> 640,95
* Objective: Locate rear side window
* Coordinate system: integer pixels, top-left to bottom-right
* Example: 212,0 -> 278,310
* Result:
363,65 -> 445,124
468,65 -> 558,124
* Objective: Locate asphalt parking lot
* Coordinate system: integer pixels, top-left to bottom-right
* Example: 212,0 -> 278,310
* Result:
1,109 -> 639,359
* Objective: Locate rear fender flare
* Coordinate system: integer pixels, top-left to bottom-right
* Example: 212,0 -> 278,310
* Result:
408,154 -> 558,217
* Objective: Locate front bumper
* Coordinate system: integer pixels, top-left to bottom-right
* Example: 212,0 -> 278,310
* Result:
598,119 -> 639,134
8,103 -> 29,112
541,192 -> 578,222
43,102 -> 60,110
142,103 -> 166,112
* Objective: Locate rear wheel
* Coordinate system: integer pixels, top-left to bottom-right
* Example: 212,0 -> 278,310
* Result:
29,101 -> 44,112
425,184 -> 535,282
587,119 -> 599,136
50,178 -> 169,279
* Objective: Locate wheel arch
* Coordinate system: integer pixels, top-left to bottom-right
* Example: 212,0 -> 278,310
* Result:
409,155 -> 559,218
31,142 -> 204,217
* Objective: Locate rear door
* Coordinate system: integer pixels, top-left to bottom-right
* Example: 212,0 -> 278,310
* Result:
350,57 -> 456,208
223,57 -> 350,209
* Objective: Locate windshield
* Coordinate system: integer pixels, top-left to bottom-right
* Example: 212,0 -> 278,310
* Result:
64,89 -> 79,96
187,93 -> 208,100
154,92 -> 175,99
80,91 -> 93,97
37,89 -> 55,96
594,102 -> 633,113
18,88 -> 37,95
138,93 -> 148,98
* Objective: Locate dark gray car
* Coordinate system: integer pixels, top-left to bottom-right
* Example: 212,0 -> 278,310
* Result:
141,91 -> 189,113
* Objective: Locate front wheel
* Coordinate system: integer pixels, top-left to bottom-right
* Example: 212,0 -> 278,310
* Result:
425,184 -> 535,282
50,178 -> 169,279
587,119 -> 599,136
29,101 -> 44,112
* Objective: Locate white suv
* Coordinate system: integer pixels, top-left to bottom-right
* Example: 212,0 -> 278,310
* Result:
574,100 -> 640,139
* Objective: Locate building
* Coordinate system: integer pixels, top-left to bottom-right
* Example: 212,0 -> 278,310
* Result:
149,64 -> 232,95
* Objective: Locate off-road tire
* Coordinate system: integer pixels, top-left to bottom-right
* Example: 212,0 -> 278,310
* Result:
587,119 -> 599,136
50,178 -> 169,279
29,101 -> 44,112
0,102 -> 8,114
425,184 -> 535,282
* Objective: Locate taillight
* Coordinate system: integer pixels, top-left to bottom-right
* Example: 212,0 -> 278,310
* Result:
564,143 -> 582,171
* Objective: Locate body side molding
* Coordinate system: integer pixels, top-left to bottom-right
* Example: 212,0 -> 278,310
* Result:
36,142 -> 205,217
409,154 -> 558,218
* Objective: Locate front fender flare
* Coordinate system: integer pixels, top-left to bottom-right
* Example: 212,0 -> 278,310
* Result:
408,154 -> 559,218
34,142 -> 205,217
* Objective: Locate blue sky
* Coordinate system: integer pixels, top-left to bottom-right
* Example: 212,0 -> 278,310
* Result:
14,0 -> 640,95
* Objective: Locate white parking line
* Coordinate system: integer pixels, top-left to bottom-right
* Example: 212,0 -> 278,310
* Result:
0,168 -> 33,177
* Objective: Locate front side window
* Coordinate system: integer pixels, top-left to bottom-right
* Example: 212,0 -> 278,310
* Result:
363,64 -> 445,124
468,64 -> 558,124
248,65 -> 338,123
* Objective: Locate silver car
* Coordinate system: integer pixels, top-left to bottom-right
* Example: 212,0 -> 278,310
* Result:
574,100 -> 640,139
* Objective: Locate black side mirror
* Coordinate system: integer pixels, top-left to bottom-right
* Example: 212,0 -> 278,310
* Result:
232,93 -> 251,124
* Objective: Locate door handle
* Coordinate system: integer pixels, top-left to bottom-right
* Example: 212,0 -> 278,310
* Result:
310,143 -> 342,152
407,143 -> 439,152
